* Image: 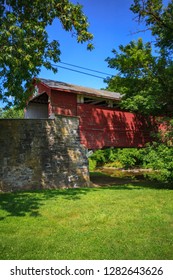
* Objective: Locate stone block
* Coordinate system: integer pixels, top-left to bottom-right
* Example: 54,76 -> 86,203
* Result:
0,116 -> 90,191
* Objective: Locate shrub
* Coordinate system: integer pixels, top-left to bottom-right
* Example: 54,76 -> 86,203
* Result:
142,143 -> 173,182
89,145 -> 173,183
89,158 -> 97,171
89,148 -> 144,169
89,149 -> 108,166
116,148 -> 144,169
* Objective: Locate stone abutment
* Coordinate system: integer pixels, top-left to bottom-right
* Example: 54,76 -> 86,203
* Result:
0,116 -> 90,191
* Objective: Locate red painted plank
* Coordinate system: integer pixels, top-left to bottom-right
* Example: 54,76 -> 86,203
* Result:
51,90 -> 77,116
77,104 -> 155,149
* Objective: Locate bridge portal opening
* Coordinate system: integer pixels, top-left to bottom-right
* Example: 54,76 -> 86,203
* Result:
25,92 -> 49,119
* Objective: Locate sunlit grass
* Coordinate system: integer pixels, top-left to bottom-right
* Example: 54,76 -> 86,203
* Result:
0,180 -> 173,260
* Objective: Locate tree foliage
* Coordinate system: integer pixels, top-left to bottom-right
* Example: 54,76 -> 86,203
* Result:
0,106 -> 24,118
106,38 -> 173,115
131,0 -> 173,55
105,0 -> 173,116
106,39 -> 160,114
0,0 -> 93,107
142,142 -> 173,182
104,0 -> 173,183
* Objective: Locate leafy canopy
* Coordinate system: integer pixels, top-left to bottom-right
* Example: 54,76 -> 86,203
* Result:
105,0 -> 173,115
131,0 -> 173,56
0,0 -> 94,108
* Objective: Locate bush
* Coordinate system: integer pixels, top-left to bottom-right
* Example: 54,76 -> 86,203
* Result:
142,143 -> 173,182
89,158 -> 97,171
116,148 -> 144,169
89,149 -> 108,166
89,148 -> 144,169
89,145 -> 173,183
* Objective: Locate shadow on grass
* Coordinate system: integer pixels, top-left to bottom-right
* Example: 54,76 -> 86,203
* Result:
0,191 -> 43,219
90,171 -> 173,190
0,172 -> 172,219
0,188 -> 97,219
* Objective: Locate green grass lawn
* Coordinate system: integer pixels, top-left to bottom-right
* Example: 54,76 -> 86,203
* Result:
0,173 -> 173,260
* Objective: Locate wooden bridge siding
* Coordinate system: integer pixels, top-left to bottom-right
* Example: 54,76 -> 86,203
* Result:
77,104 -> 153,149
35,83 -> 154,149
51,90 -> 77,116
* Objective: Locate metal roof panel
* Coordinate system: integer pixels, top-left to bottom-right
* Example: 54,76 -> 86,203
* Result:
39,78 -> 122,101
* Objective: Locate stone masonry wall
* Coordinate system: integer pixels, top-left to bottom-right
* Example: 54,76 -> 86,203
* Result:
0,116 -> 90,191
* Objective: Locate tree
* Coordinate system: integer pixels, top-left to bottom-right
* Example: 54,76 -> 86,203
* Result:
0,106 -> 24,118
105,0 -> 173,115
106,38 -> 173,115
131,0 -> 173,56
130,0 -> 173,113
105,0 -> 173,183
0,0 -> 93,108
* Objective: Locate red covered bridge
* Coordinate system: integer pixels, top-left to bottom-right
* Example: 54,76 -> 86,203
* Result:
25,78 -> 157,149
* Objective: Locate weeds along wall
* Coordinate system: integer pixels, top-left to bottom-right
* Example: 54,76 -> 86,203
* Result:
0,116 -> 90,191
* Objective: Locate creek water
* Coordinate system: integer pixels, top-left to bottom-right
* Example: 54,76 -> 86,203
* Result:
98,168 -> 153,180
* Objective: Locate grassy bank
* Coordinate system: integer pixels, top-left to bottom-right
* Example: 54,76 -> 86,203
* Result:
0,175 -> 173,260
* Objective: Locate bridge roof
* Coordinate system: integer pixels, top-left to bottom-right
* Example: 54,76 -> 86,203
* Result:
39,78 -> 122,101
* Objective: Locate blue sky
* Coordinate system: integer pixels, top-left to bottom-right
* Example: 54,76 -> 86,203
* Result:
40,0 -> 154,90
